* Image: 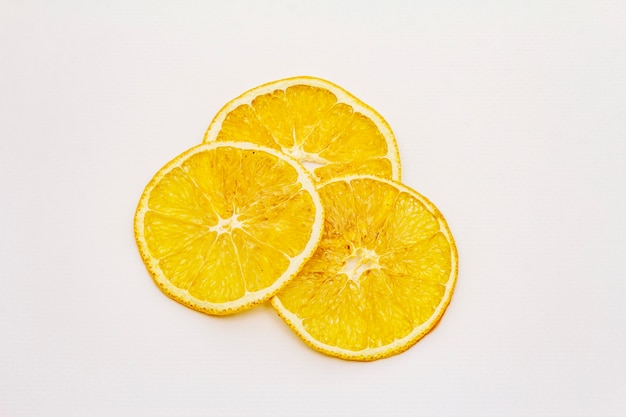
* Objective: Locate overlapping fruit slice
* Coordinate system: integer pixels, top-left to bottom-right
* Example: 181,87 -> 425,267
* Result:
271,175 -> 458,361
204,76 -> 401,183
134,142 -> 323,315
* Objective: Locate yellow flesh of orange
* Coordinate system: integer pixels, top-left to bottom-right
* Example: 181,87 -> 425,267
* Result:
274,177 -> 456,357
211,84 -> 396,182
138,144 -> 320,309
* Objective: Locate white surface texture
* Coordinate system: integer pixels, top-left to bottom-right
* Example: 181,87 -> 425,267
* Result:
1,1 -> 625,416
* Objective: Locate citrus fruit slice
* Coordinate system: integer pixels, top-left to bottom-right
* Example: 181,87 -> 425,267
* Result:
134,142 -> 324,315
203,76 -> 401,183
271,175 -> 458,361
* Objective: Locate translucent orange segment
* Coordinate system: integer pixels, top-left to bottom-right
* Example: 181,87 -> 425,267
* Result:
186,234 -> 246,303
143,211 -> 215,259
302,235 -> 352,275
318,112 -> 388,163
380,233 -> 451,325
216,104 -> 279,149
375,191 -> 441,252
231,229 -> 290,292
348,178 -> 400,248
178,148 -> 237,219
243,190 -> 317,258
157,230 -> 219,291
318,180 -> 361,245
278,272 -> 325,317
285,85 -> 338,143
360,269 -> 416,347
147,166 -> 218,225
302,276 -> 369,351
278,235 -> 350,315
178,146 -> 298,220
319,178 -> 399,249
300,102 -> 353,154
381,233 -> 451,282
251,89 -> 295,148
234,151 -> 301,210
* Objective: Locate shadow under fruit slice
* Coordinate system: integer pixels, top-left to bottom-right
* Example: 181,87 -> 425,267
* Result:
134,142 -> 324,315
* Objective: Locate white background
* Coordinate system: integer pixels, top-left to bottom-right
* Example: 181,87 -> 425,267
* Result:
1,1 -> 625,416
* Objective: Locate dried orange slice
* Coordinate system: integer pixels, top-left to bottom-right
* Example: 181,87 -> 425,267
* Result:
134,142 -> 323,315
272,175 -> 457,361
203,76 -> 401,183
